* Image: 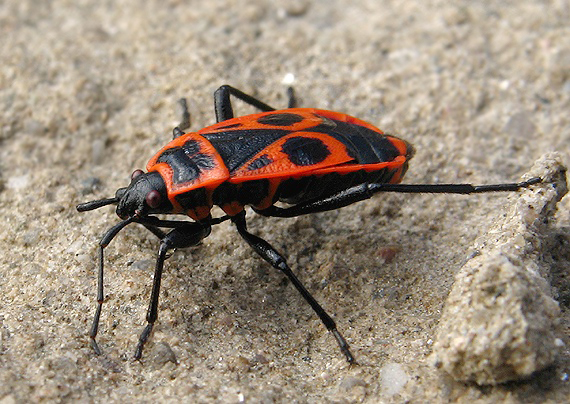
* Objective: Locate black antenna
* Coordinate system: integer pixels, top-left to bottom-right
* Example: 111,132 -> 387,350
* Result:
76,197 -> 119,212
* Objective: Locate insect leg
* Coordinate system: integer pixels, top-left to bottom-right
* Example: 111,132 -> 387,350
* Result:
135,215 -> 230,241
214,85 -> 276,122
365,177 -> 542,194
257,177 -> 542,218
172,98 -> 191,139
89,217 -> 135,355
231,212 -> 355,363
287,87 -> 297,108
134,222 -> 211,359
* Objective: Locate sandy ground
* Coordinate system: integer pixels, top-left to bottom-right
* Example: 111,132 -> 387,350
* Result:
1,1 -> 569,402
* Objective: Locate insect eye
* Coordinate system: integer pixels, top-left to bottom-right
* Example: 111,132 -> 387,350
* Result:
131,169 -> 144,181
145,190 -> 162,209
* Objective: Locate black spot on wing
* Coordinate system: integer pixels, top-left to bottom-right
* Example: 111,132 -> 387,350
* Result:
157,139 -> 216,184
257,113 -> 304,126
282,136 -> 331,166
309,116 -> 401,163
247,154 -> 273,171
202,129 -> 291,173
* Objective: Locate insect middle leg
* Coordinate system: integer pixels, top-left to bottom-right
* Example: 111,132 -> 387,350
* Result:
214,85 -> 276,122
213,85 -> 296,122
231,211 -> 355,363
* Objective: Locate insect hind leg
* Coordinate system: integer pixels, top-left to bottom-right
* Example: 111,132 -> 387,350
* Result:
256,177 -> 542,218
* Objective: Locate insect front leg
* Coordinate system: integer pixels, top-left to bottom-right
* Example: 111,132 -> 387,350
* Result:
134,222 -> 211,359
89,217 -> 203,357
90,218 -> 135,356
231,212 -> 355,363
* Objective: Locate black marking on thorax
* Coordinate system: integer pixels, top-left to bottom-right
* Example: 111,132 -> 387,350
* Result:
157,139 -> 216,184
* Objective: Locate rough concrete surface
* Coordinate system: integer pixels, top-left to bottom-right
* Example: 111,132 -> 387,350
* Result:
1,1 -> 569,403
433,154 -> 567,385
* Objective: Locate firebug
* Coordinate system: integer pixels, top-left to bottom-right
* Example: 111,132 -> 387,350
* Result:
77,85 -> 541,363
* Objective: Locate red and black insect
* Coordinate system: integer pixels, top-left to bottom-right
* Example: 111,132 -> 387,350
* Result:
77,85 -> 541,363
